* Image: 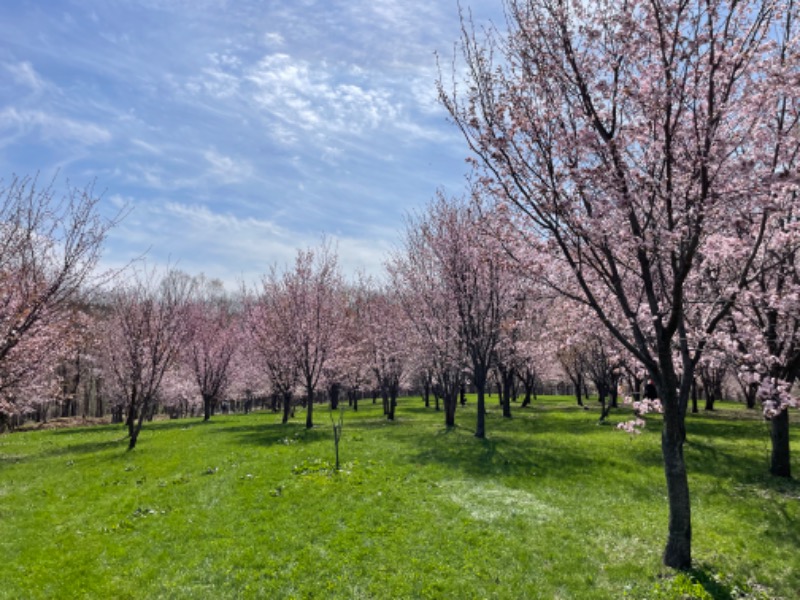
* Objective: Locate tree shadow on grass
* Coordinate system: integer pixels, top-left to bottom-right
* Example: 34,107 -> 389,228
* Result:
6,438 -> 130,463
388,421 -> 625,482
685,416 -> 772,442
659,561 -> 795,600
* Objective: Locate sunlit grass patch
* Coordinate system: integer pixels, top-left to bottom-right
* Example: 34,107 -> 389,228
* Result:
0,396 -> 797,599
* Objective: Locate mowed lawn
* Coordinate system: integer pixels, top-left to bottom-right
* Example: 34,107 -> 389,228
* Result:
0,396 -> 798,599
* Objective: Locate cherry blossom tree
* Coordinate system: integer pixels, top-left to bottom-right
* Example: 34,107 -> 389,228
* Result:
389,220 -> 465,428
0,174 -> 119,426
441,0 -> 799,568
358,281 -> 410,421
249,242 -> 344,429
394,194 -> 515,436
159,365 -> 202,419
101,269 -> 194,450
245,283 -> 299,424
183,276 -> 240,421
723,208 -> 800,476
715,2 -> 800,478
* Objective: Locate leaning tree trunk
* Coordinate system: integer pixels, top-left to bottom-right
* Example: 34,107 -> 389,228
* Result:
660,381 -> 692,570
129,397 -> 150,450
574,374 -> 584,407
769,408 -> 791,478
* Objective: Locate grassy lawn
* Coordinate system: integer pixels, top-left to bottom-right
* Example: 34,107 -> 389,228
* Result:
0,396 -> 798,599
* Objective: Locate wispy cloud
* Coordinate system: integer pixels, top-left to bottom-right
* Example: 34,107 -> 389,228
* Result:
0,108 -> 112,146
104,200 -> 389,287
203,149 -> 253,184
4,61 -> 47,93
0,0 -> 504,281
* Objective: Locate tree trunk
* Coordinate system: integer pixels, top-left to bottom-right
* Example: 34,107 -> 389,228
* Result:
129,399 -> 148,450
520,370 -> 535,408
203,394 -> 213,422
306,385 -> 314,429
744,383 -> 758,409
382,388 -> 390,416
475,370 -> 487,438
500,367 -> 513,419
632,378 -> 641,403
282,392 -> 293,424
126,400 -> 136,439
444,393 -> 456,427
598,395 -> 610,422
691,379 -> 699,414
769,408 -> 791,478
575,374 -> 584,406
329,383 -> 340,410
661,384 -> 692,570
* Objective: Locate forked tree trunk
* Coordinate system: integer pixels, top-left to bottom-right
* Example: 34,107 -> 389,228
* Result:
129,398 -> 149,450
382,388 -> 390,416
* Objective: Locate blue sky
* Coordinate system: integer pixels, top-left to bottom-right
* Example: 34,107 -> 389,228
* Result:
0,0 -> 502,286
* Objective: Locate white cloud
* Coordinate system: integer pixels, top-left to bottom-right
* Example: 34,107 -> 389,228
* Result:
244,53 -> 400,137
0,108 -> 111,145
104,199 -> 392,288
5,61 -> 46,92
130,138 -> 163,155
264,31 -> 284,47
203,149 -> 253,183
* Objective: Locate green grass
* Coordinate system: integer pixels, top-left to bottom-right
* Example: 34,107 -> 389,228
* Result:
0,396 -> 798,599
